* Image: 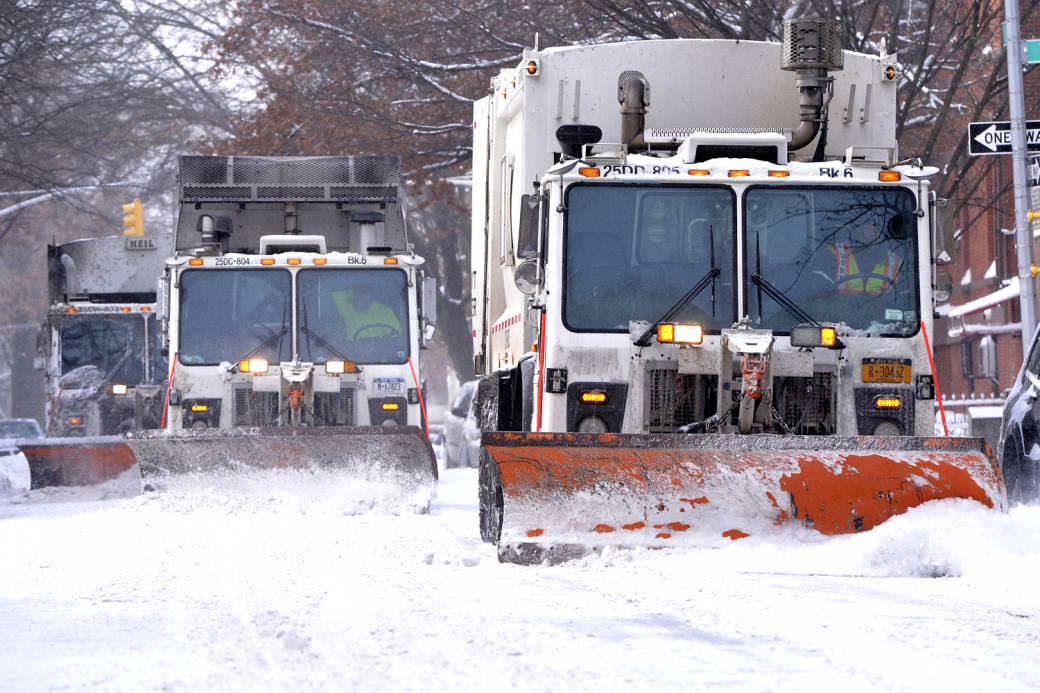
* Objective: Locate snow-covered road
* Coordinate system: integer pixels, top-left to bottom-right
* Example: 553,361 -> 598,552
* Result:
1,468 -> 1038,692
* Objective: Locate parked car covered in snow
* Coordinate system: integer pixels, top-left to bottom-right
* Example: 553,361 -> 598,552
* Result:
997,327 -> 1040,503
0,418 -> 38,497
443,381 -> 479,468
0,418 -> 43,440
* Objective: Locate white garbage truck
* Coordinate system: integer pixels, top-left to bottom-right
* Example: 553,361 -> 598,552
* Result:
38,232 -> 172,438
21,155 -> 439,502
470,19 -> 1004,562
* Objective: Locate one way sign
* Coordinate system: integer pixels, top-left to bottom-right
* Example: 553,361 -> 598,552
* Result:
969,120 -> 1040,155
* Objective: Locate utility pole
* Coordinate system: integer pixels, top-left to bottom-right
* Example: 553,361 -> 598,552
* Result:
1006,0 -> 1040,355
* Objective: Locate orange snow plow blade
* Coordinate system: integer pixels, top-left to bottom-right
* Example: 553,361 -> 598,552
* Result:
479,432 -> 1006,564
19,436 -> 142,495
16,427 -> 437,504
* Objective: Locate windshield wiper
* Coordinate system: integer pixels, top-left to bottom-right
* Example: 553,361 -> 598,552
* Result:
233,302 -> 290,371
634,226 -> 720,347
751,233 -> 819,326
300,300 -> 351,363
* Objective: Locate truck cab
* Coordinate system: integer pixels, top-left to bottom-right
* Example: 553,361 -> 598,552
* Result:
40,234 -> 171,436
162,155 -> 436,431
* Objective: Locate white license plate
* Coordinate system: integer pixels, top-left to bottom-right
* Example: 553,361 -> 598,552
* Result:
373,379 -> 405,394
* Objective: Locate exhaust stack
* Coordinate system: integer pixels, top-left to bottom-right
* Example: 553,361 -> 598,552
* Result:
781,18 -> 844,151
618,70 -> 649,151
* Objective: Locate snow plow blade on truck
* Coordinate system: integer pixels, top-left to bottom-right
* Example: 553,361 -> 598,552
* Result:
479,432 -> 1006,564
19,427 -> 438,502
19,437 -> 141,494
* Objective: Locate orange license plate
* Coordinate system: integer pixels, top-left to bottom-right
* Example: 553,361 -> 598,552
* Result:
861,358 -> 912,383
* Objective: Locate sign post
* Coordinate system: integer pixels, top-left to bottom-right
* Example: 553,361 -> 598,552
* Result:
985,6 -> 1040,358
1005,2 -> 1040,355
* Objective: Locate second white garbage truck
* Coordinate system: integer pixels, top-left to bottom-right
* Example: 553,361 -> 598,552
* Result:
470,19 -> 1004,562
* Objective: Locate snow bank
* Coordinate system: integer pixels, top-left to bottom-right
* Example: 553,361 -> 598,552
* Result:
568,499 -> 1040,583
0,449 -> 30,498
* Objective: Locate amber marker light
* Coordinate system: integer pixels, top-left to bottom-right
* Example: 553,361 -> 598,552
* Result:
287,258 -> 301,266
885,66 -> 897,80
578,167 -> 600,177
261,258 -> 275,266
384,258 -> 399,265
66,308 -> 76,313
189,258 -> 203,266
821,327 -> 837,347
68,417 -> 83,425
382,402 -> 399,410
657,323 -> 675,343
879,171 -> 901,182
239,359 -> 269,374
874,396 -> 901,409
769,170 -> 790,178
688,169 -> 710,176
141,306 -> 151,312
191,404 -> 208,413
313,258 -> 327,265
581,391 -> 608,404
526,60 -> 538,75
729,170 -> 750,177
121,307 -> 131,312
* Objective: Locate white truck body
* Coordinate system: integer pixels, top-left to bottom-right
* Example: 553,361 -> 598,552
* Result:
40,234 -> 173,436
472,35 -> 945,439
161,156 -> 436,432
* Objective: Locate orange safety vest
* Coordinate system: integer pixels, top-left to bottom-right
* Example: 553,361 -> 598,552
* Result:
829,243 -> 902,295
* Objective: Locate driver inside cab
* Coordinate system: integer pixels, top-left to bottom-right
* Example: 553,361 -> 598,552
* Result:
331,287 -> 402,340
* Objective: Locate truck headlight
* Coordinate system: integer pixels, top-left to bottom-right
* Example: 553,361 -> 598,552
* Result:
656,323 -> 703,345
239,359 -> 269,373
790,325 -> 839,348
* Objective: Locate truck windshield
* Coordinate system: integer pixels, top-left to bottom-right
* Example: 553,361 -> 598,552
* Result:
297,268 -> 409,365
564,184 -> 737,332
746,186 -> 918,335
60,315 -> 146,386
178,269 -> 292,366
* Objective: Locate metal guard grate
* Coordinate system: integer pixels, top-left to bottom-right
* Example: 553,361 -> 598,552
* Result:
313,387 -> 355,426
233,386 -> 279,427
778,372 -> 835,435
647,368 -> 712,433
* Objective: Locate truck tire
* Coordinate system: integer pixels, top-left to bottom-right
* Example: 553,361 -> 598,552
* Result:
1003,434 -> 1039,504
478,447 -> 503,543
475,373 -> 499,432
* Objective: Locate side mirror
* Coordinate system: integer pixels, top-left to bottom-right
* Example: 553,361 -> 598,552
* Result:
930,194 -> 955,266
423,323 -> 436,341
934,269 -> 953,305
516,194 -> 542,260
422,276 -> 438,323
513,260 -> 539,294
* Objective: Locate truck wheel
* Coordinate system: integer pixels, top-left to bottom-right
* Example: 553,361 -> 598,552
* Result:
1002,435 -> 1029,504
478,447 -> 503,543
475,373 -> 499,431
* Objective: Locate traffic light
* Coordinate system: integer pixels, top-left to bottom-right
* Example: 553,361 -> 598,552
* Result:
122,198 -> 144,236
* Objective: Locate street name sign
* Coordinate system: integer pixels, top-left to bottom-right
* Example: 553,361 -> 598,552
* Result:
969,121 -> 1040,155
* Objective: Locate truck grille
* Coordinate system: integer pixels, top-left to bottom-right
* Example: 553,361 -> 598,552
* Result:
646,368 -> 715,433
313,387 -> 355,426
233,386 -> 279,427
777,372 -> 835,435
